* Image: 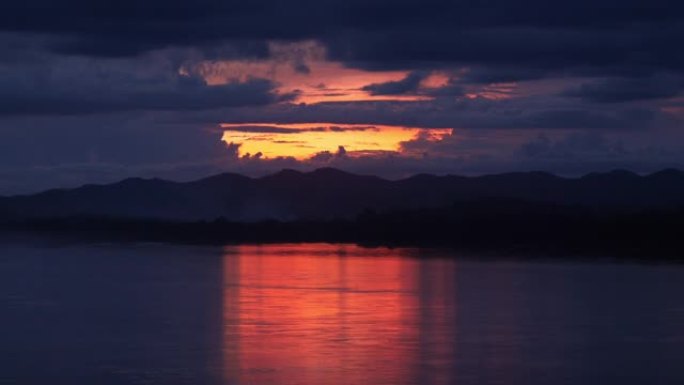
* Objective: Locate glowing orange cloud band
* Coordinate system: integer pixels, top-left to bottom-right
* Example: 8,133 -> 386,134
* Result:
221,123 -> 452,159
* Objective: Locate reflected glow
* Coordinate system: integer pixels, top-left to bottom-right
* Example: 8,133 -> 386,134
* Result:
221,123 -> 452,159
221,244 -> 455,385
4,243 -> 683,384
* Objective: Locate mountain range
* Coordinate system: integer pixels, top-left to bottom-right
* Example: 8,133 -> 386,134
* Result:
2,168 -> 684,222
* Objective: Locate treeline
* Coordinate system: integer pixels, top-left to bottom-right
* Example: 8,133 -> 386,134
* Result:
3,199 -> 684,259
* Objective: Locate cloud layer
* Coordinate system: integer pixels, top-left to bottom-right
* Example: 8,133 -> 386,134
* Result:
0,0 -> 683,193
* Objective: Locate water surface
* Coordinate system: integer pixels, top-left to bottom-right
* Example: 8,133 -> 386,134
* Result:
1,242 -> 683,384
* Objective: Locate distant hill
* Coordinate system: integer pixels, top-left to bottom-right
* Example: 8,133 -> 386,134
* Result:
2,168 -> 684,222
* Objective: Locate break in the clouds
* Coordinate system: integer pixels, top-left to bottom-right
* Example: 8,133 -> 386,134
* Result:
0,0 -> 683,193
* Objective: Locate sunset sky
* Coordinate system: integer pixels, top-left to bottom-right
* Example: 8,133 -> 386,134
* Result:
1,0 -> 683,193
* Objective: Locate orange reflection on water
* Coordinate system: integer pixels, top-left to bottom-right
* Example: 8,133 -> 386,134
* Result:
221,244 -> 433,385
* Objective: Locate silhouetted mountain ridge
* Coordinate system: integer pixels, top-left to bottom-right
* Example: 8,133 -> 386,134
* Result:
2,168 -> 684,222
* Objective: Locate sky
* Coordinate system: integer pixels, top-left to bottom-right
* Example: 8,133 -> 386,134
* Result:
1,0 -> 683,194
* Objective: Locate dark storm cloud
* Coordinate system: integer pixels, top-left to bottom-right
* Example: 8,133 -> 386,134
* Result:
518,132 -> 627,160
223,125 -> 376,133
362,71 -> 427,95
0,61 -> 288,116
326,27 -> 682,87
328,126 -> 376,132
425,79 -> 465,97
460,67 -> 551,84
0,114 -> 231,168
333,2 -> 684,76
2,0 -> 683,107
1,0 -> 681,76
563,75 -> 684,103
223,125 -> 309,134
212,98 -> 664,131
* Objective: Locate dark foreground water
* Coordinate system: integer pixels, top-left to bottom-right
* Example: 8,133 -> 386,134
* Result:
1,242 -> 683,385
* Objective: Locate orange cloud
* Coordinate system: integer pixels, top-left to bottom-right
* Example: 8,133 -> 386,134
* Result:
182,42 -> 432,104
221,123 -> 452,159
464,82 -> 518,100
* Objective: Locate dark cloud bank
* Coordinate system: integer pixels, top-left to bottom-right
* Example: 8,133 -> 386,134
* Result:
0,0 -> 683,193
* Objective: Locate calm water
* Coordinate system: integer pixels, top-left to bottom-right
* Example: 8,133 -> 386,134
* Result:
1,242 -> 683,385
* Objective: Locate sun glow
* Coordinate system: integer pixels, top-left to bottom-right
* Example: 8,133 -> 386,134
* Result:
220,123 -> 452,159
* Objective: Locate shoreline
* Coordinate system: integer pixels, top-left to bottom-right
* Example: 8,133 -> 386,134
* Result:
3,212 -> 683,261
